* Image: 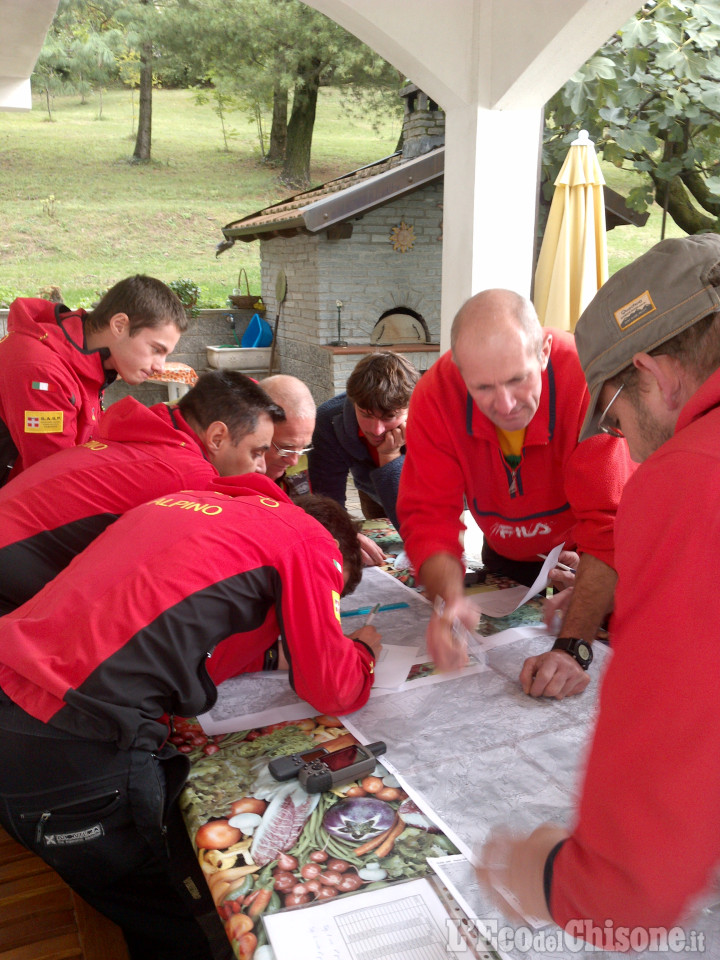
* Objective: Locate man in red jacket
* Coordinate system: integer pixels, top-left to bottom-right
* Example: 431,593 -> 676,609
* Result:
0,274 -> 188,485
478,234 -> 720,948
0,474 -> 380,960
398,289 -> 634,698
0,369 -> 282,612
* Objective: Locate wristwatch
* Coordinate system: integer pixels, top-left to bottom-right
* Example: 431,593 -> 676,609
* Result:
552,637 -> 593,670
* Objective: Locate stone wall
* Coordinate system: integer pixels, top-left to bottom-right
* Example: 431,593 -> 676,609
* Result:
258,181 -> 444,402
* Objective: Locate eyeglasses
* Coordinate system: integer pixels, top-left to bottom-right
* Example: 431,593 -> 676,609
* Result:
271,440 -> 313,459
598,384 -> 624,438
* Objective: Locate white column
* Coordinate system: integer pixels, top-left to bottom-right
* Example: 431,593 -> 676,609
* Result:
440,104 -> 544,351
0,78 -> 31,111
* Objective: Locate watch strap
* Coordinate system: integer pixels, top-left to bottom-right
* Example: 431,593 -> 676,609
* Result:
552,636 -> 593,669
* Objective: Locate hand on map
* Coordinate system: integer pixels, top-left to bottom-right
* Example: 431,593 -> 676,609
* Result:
476,823 -> 567,925
348,624 -> 382,657
427,596 -> 480,672
519,647 -> 590,699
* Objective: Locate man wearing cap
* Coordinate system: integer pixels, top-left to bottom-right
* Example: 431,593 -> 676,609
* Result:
478,235 -> 720,938
398,289 -> 634,698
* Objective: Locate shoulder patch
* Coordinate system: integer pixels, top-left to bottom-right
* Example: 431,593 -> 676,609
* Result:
25,410 -> 63,433
332,590 -> 341,622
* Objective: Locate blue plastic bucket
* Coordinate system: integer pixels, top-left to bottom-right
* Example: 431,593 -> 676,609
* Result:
241,313 -> 273,348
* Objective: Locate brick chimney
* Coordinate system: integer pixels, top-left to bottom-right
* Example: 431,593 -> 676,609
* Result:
400,83 -> 445,159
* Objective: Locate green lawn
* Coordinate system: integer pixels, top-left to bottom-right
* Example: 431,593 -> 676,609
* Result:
0,85 -> 681,306
0,87 -> 401,306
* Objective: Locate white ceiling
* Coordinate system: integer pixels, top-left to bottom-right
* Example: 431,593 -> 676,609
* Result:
303,0 -> 642,113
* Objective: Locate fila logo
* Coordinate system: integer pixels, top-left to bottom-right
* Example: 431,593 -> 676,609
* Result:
490,522 -> 552,539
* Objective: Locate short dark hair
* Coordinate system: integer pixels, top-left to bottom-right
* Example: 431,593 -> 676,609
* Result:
295,494 -> 362,595
85,275 -> 189,335
346,352 -> 419,418
610,308 -> 720,398
178,370 -> 285,442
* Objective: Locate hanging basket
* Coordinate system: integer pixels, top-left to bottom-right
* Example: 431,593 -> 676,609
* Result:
229,268 -> 257,310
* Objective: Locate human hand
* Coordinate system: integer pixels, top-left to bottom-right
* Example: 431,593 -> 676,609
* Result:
519,648 -> 590,699
348,624 -> 382,657
542,587 -> 574,632
376,420 -> 406,465
548,550 -> 579,591
476,823 -> 567,925
358,532 -> 386,567
426,596 -> 480,672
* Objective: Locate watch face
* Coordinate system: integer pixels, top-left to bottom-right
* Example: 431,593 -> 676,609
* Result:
578,642 -> 591,663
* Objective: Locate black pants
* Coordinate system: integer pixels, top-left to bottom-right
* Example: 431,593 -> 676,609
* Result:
0,694 -> 231,960
481,541 -> 545,587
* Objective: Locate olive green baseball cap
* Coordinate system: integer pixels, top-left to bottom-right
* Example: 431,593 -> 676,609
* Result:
576,234 -> 720,441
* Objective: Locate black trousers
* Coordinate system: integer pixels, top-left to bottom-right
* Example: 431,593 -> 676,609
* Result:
0,694 -> 231,960
481,541 -> 545,588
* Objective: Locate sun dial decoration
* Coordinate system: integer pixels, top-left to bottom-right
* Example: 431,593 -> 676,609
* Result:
389,220 -> 415,253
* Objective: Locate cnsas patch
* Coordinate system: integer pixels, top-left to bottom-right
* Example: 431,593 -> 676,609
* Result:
25,410 -> 63,433
332,590 -> 341,622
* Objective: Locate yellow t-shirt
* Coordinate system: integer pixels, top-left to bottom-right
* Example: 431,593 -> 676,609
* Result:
496,427 -> 525,469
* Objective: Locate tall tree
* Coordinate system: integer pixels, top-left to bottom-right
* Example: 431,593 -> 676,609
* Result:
154,0 -> 401,184
33,0 -> 123,118
544,0 -> 720,235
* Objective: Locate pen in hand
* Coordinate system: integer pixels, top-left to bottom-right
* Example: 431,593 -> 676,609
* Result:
364,602 -> 381,627
537,553 -> 576,575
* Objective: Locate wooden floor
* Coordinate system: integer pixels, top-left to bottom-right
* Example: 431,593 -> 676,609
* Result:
0,826 -> 130,960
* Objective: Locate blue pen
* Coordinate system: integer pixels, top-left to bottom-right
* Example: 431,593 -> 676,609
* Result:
340,601 -> 410,618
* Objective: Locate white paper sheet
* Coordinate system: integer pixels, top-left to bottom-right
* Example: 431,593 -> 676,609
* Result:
369,642 -> 419,689
478,543 -> 564,618
263,877 -> 463,960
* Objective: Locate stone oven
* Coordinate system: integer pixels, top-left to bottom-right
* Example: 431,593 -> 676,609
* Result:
218,85 -> 446,401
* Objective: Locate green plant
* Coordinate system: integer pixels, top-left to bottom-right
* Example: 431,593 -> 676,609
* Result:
0,286 -> 20,308
168,278 -> 201,318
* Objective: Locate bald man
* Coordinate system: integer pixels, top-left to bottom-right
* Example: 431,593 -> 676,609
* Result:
260,374 -> 385,566
259,374 -> 316,496
398,289 -> 634,699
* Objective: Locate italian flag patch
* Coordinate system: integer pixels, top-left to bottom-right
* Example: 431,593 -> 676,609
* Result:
31,381 -> 56,392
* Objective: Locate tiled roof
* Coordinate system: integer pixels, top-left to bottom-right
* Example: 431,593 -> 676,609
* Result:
218,144 -> 646,247
220,148 -> 444,245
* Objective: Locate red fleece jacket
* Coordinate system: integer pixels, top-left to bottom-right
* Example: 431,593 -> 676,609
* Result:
398,332 -> 634,569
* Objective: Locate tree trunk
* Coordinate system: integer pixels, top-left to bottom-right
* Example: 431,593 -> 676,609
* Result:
266,85 -> 288,164
132,40 -> 153,162
282,60 -> 321,187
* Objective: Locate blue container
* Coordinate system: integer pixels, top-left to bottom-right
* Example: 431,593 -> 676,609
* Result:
241,313 -> 273,348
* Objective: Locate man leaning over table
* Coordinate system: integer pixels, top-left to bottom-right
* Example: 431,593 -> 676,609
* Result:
397,289 -> 635,699
308,351 -> 419,532
260,372 -> 387,567
0,274 -> 188,486
478,234 -> 720,942
0,473 -> 381,960
0,369 -> 282,613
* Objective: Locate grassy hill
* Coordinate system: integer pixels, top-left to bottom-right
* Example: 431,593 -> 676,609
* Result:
0,85 -> 682,307
0,87 -> 401,306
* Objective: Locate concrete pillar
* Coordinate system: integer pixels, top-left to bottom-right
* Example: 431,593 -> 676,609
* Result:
440,104 -> 543,351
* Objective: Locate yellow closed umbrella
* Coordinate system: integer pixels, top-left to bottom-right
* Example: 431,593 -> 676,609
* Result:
534,130 -> 608,332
